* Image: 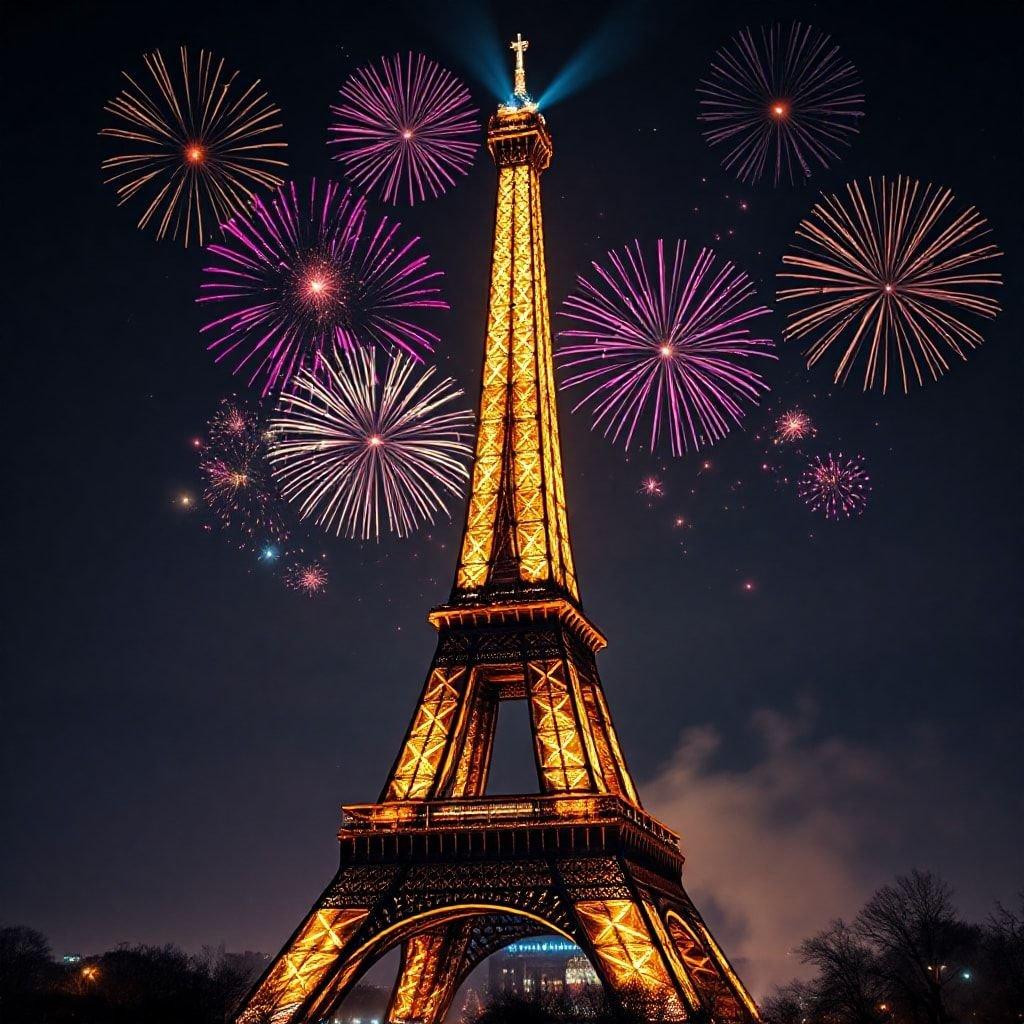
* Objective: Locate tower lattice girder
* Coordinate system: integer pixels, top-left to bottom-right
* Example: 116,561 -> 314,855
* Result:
236,40 -> 760,1024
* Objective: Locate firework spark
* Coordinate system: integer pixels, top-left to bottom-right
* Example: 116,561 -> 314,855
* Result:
200,398 -> 288,545
556,240 -> 775,456
285,561 -> 329,596
798,452 -> 871,519
199,179 -> 448,396
640,476 -> 665,497
329,53 -> 480,205
268,346 -> 473,540
698,23 -> 863,186
774,408 -> 815,444
100,47 -> 287,246
777,177 -> 1002,393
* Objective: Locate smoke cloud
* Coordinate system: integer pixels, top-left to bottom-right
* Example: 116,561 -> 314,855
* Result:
643,706 -> 1011,998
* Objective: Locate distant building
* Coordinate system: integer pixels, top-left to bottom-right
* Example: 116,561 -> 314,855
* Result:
62,953 -> 82,965
488,936 -> 600,998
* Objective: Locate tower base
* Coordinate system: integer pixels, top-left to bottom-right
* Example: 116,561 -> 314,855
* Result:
239,797 -> 758,1023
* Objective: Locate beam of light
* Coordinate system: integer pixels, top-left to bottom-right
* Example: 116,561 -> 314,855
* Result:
268,346 -> 474,541
100,47 -> 287,247
556,239 -> 776,457
198,179 -> 449,397
777,176 -> 1002,393
433,1 -> 510,102
329,53 -> 480,205
698,22 -> 864,186
536,1 -> 655,110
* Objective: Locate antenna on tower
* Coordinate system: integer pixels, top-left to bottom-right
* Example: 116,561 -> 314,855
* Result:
501,33 -> 537,112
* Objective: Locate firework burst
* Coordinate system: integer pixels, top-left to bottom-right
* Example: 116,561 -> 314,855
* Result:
329,53 -> 480,205
698,23 -> 863,186
199,179 -> 448,396
100,47 -> 287,246
268,346 -> 473,540
777,177 -> 1002,393
798,452 -> 871,519
640,476 -> 665,498
200,398 -> 288,545
556,240 -> 775,456
774,408 -> 815,444
285,561 -> 329,596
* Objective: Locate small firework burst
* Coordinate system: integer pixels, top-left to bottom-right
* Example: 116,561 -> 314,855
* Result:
100,47 -> 287,246
199,179 -> 448,396
798,452 -> 871,519
268,345 -> 473,540
698,23 -> 864,186
557,240 -> 775,457
777,176 -> 1002,393
774,408 -> 815,444
329,53 -> 480,205
285,561 -> 329,596
207,397 -> 260,447
199,398 -> 288,546
640,476 -> 665,498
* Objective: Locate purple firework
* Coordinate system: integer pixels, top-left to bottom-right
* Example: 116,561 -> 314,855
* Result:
798,452 -> 871,519
198,179 -> 448,396
698,22 -> 864,186
328,53 -> 480,205
556,240 -> 776,456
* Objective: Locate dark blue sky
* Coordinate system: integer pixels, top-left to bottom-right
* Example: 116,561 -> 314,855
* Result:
3,0 -> 1021,995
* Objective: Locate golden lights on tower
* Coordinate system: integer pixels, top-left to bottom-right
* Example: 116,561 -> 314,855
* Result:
233,36 -> 761,1024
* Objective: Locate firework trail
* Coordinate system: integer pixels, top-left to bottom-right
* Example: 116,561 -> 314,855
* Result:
100,47 -> 287,246
698,23 -> 863,186
200,398 -> 288,546
329,53 -> 480,205
268,346 -> 473,540
777,176 -> 1002,393
198,179 -> 448,396
285,561 -> 329,596
556,240 -> 775,456
798,452 -> 871,519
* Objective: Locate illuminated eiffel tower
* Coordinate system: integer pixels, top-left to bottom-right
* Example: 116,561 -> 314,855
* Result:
238,37 -> 760,1024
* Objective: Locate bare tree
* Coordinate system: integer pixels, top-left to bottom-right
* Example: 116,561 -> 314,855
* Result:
980,895 -> 1024,1022
799,920 -> 886,1023
853,870 -> 978,1024
760,980 -> 815,1024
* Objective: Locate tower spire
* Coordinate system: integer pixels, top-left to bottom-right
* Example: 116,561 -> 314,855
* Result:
511,33 -> 530,101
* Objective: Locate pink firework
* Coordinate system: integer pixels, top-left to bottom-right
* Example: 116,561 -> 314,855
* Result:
207,397 -> 259,447
698,22 -> 864,186
640,476 -> 665,498
199,401 -> 288,547
556,240 -> 775,456
329,53 -> 480,205
285,561 -> 329,596
798,452 -> 871,519
198,179 -> 448,396
774,408 -> 815,444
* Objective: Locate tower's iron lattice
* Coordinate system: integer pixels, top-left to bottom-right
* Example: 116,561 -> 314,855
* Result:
238,39 -> 760,1024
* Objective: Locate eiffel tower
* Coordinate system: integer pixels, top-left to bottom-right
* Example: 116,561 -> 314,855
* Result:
238,38 -> 760,1024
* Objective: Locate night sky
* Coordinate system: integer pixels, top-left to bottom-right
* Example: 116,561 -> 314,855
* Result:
3,0 -> 1021,999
